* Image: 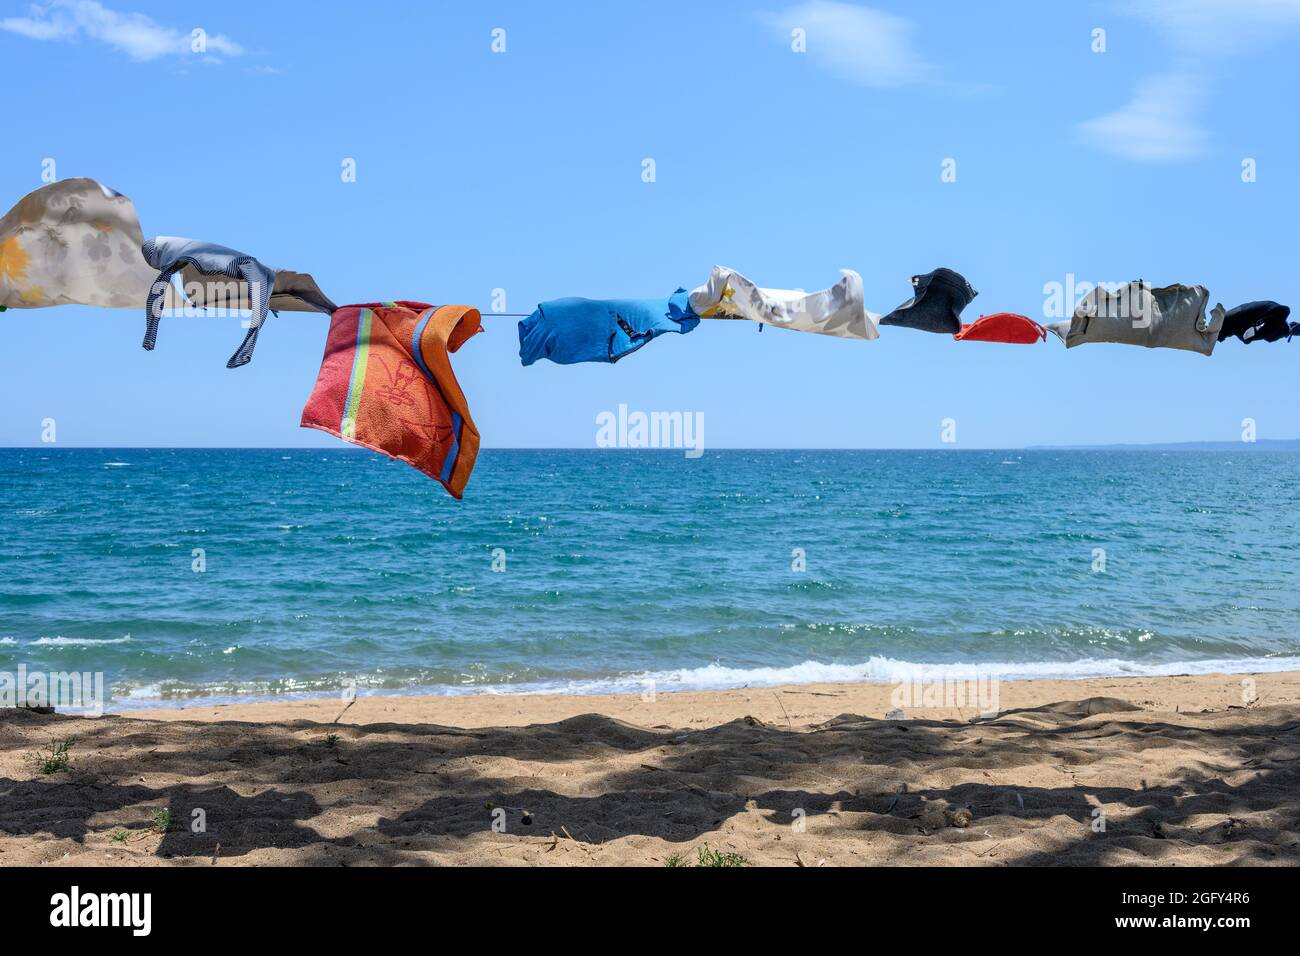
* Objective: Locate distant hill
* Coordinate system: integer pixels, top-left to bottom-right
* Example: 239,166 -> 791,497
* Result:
1027,439 -> 1300,451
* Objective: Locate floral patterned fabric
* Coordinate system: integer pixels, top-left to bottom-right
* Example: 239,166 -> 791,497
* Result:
0,178 -> 179,310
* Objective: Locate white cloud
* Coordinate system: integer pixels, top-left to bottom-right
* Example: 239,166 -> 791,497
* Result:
1123,0 -> 1300,55
760,1 -> 933,88
1079,1 -> 1300,162
1077,73 -> 1208,162
1,1 -> 243,61
0,12 -> 74,41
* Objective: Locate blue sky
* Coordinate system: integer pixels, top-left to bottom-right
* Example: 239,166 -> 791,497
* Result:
2,0 -> 1299,448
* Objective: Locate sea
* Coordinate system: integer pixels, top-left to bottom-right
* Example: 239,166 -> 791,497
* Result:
2,447 -> 1298,710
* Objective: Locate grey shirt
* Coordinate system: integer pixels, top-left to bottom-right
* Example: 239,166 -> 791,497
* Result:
1046,281 -> 1225,356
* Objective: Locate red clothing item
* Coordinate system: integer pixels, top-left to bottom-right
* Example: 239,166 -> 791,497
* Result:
301,301 -> 482,498
953,313 -> 1046,344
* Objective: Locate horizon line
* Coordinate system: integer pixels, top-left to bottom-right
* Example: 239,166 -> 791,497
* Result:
3,442 -> 1297,452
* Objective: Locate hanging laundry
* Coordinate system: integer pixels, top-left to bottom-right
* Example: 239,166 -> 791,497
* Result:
953,313 -> 1046,344
688,266 -> 878,340
1045,282 -> 1225,356
301,301 -> 482,498
518,289 -> 698,365
142,237 -> 303,368
1217,300 -> 1294,344
0,178 -> 183,310
880,268 -> 978,334
180,265 -> 337,317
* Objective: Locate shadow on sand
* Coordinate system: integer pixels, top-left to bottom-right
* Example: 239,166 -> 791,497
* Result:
1,696 -> 1296,865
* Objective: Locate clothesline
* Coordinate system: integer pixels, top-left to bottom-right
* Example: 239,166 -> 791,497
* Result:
1,176 -> 1294,499
483,311 -> 752,321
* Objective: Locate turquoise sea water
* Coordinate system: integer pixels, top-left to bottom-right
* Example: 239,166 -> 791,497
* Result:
2,448 -> 1299,709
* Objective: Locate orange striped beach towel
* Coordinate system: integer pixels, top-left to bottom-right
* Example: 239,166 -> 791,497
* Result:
301,301 -> 482,498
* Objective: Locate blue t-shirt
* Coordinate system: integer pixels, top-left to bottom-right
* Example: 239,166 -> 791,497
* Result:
518,289 -> 699,365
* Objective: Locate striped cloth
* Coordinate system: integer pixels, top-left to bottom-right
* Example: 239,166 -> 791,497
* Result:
141,237 -> 277,368
300,301 -> 483,498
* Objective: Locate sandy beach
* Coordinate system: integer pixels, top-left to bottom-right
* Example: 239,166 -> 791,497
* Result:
2,671 -> 1298,866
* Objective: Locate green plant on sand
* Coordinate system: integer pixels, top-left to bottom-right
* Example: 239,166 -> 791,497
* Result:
665,845 -> 749,867
30,737 -> 74,775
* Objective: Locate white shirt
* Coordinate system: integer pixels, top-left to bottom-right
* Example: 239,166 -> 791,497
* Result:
689,265 -> 880,340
